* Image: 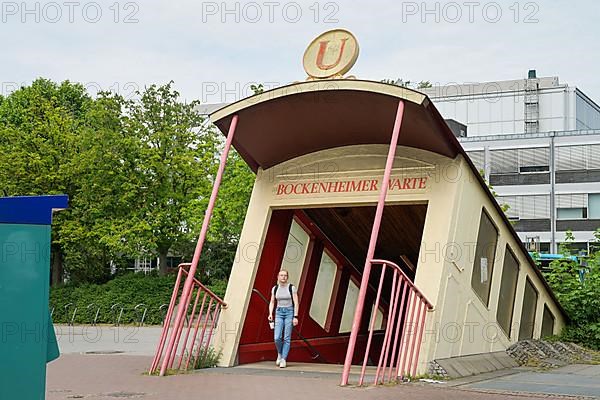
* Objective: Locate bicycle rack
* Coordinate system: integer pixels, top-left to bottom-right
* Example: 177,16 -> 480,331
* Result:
64,303 -> 77,326
87,303 -> 101,326
134,303 -> 148,326
111,303 -> 124,327
158,304 -> 169,326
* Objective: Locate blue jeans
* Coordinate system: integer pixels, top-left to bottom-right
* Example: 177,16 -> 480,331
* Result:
274,306 -> 294,360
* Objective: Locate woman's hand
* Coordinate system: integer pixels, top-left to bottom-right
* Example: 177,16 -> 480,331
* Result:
268,315 -> 273,322
292,317 -> 298,326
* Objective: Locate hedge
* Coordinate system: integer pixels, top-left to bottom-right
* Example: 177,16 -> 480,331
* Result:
50,272 -> 227,325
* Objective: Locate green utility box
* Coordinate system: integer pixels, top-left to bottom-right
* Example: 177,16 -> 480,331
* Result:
0,195 -> 68,400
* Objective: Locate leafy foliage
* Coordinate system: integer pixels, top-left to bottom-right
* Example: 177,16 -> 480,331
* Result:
49,272 -> 227,325
192,346 -> 222,369
0,78 -> 255,284
544,229 -> 600,349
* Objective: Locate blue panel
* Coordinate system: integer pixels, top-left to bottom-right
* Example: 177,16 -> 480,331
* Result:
0,195 -> 68,225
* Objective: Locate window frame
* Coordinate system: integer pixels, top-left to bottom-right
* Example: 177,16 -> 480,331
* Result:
496,245 -> 520,338
470,208 -> 500,308
541,304 -> 556,338
339,275 -> 361,334
308,247 -> 340,332
518,277 -> 539,341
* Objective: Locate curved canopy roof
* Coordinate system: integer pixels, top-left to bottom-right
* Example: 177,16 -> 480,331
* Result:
210,79 -> 463,172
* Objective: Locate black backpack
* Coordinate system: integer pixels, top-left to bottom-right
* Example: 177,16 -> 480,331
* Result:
272,284 -> 295,308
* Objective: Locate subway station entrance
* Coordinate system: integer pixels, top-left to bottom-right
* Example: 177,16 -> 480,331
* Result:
150,30 -> 567,386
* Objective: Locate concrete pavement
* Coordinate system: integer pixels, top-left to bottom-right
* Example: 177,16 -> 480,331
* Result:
48,325 -> 600,399
47,353 -> 576,400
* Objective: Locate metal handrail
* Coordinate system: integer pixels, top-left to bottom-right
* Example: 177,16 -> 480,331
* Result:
150,264 -> 227,375
370,259 -> 433,310
351,258 -> 434,386
181,267 -> 227,307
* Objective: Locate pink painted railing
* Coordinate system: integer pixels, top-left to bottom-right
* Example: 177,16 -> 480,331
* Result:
355,259 -> 433,386
149,263 -> 227,375
150,114 -> 238,376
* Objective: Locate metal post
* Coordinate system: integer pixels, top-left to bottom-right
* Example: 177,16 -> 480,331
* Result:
358,265 -> 387,385
341,101 -> 405,386
159,115 -> 239,376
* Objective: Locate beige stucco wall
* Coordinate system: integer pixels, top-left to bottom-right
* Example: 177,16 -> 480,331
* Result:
213,144 -> 566,371
417,154 -> 566,373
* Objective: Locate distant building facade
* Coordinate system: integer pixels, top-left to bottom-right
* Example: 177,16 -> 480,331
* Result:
423,72 -> 600,253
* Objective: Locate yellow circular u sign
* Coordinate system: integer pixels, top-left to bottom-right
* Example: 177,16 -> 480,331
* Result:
303,29 -> 359,79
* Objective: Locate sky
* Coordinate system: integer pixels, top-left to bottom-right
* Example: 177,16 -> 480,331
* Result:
2,0 -> 599,105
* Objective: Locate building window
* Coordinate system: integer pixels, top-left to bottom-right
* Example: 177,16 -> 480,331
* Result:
557,207 -> 587,219
497,195 -> 550,220
541,305 -> 555,338
556,144 -> 600,171
309,250 -> 338,330
539,242 -> 551,253
490,148 -> 549,174
556,145 -> 587,171
590,145 -> 600,170
471,209 -> 498,307
523,239 -> 550,254
339,279 -> 360,333
518,147 -> 550,173
491,149 -> 518,174
281,219 -> 310,287
556,194 -> 587,220
518,278 -> 538,340
496,246 -> 519,337
589,194 -> 600,219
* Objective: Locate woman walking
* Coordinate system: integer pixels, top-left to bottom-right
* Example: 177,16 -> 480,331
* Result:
268,269 -> 299,368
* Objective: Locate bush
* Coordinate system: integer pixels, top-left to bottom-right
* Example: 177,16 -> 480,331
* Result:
544,230 -> 600,350
559,324 -> 600,350
50,272 -> 228,325
192,346 -> 222,369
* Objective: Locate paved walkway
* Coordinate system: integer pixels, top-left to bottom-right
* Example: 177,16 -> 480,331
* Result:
46,354 -> 574,400
53,324 -> 161,356
48,325 -> 599,399
459,364 -> 600,398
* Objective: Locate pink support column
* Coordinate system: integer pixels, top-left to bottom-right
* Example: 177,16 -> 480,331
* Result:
159,115 -> 239,376
341,101 -> 405,386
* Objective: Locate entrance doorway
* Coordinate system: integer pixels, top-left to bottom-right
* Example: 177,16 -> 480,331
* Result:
238,203 -> 428,366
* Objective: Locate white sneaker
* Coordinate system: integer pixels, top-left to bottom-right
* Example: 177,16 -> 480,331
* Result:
276,355 -> 282,366
279,359 -> 286,368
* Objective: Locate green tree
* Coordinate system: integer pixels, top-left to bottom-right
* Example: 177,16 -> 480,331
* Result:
121,82 -> 218,275
0,79 -> 93,284
0,78 -> 256,284
58,91 -> 148,282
